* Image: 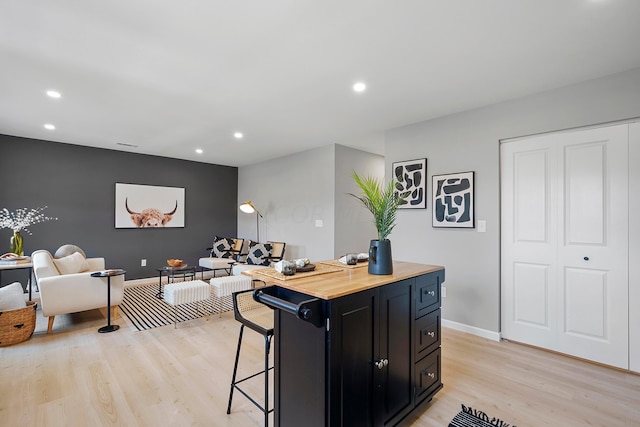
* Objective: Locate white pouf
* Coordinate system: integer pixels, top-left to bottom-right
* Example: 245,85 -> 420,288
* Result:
210,275 -> 253,316
164,280 -> 210,327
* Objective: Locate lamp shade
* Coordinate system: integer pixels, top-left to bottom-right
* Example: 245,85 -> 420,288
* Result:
239,201 -> 256,214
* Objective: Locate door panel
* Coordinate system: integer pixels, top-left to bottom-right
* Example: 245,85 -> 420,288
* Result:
501,140 -> 557,348
564,267 -> 607,338
502,124 -> 629,369
556,125 -> 628,369
328,290 -> 375,427
564,142 -> 605,245
378,279 -> 413,426
513,263 -> 549,328
629,122 -> 640,373
514,150 -> 548,242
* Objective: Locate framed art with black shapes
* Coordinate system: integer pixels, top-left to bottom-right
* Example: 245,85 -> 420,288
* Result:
432,171 -> 474,228
392,158 -> 427,209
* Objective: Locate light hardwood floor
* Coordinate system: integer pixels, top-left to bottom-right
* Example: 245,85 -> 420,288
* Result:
2,299 -> 639,426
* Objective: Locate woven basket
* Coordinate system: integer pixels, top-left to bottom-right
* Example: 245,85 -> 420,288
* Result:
0,301 -> 37,347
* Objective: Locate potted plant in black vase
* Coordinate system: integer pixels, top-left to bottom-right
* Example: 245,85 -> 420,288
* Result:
350,172 -> 408,275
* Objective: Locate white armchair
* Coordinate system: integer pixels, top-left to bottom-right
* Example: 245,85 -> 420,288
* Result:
199,237 -> 244,277
32,249 -> 125,333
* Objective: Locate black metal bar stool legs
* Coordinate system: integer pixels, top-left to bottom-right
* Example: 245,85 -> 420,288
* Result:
227,289 -> 274,426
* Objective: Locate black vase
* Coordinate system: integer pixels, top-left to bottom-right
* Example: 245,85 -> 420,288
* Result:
368,239 -> 393,275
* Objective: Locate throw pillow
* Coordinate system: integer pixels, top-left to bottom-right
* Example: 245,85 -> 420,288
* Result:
212,236 -> 237,258
53,251 -> 90,275
246,241 -> 273,266
0,282 -> 26,311
54,244 -> 86,259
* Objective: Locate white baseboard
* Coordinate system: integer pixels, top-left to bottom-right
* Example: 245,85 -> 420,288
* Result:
442,319 -> 502,342
124,277 -> 158,288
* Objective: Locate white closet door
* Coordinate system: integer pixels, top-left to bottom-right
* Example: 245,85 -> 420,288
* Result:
501,124 -> 629,369
630,122 -> 640,373
501,137 -> 558,349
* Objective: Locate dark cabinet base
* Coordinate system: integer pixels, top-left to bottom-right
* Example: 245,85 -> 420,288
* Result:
267,268 -> 445,426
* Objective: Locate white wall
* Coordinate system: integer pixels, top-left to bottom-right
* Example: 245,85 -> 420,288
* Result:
385,67 -> 640,333
238,143 -> 386,261
334,145 -> 384,257
238,145 -> 336,261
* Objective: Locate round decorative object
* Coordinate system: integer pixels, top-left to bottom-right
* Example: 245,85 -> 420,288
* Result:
54,244 -> 86,259
345,253 -> 358,265
9,231 -> 23,257
281,260 -> 297,276
296,263 -> 316,273
167,259 -> 184,267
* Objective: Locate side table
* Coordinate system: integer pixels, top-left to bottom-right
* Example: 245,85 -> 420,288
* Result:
0,262 -> 34,299
91,269 -> 126,333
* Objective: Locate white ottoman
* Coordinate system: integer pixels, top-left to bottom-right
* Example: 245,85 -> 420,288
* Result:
164,280 -> 210,327
210,275 -> 253,316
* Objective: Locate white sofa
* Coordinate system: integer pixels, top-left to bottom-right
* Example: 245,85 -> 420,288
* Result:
32,250 -> 125,333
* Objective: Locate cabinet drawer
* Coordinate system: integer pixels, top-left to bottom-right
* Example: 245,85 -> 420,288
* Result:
414,347 -> 442,404
415,309 -> 441,360
415,274 -> 441,318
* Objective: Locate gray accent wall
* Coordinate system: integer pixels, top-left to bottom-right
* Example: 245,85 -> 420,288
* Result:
385,67 -> 640,333
0,135 -> 237,282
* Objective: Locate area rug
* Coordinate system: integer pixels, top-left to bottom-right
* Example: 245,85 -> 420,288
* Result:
449,404 -> 517,427
119,283 -> 233,331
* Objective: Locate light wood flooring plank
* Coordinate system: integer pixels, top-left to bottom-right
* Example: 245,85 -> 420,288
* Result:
2,301 -> 639,426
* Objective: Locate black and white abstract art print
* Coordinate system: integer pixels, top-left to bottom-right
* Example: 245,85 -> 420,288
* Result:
393,158 -> 427,209
432,171 -> 474,228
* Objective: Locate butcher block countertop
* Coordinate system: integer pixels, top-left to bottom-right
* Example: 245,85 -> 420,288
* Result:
243,260 -> 444,300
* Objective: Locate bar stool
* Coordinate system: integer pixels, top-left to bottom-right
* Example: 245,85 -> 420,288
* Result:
227,283 -> 273,426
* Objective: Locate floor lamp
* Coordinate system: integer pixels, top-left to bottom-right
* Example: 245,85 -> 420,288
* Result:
239,200 -> 263,241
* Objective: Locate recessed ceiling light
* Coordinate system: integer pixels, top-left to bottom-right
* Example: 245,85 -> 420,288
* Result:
234,132 -> 243,139
353,82 -> 366,92
195,148 -> 203,154
44,123 -> 56,130
46,90 -> 61,99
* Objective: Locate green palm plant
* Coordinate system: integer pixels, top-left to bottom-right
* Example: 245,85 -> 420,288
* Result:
350,172 -> 409,241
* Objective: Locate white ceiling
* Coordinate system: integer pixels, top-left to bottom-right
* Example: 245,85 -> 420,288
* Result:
2,1 -> 640,167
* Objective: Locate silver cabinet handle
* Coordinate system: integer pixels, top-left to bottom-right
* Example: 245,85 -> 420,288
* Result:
425,290 -> 435,297
427,331 -> 435,337
374,358 -> 389,370
427,372 -> 435,379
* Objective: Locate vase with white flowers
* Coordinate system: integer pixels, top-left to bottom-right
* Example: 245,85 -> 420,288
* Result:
0,206 -> 58,256
350,172 -> 408,275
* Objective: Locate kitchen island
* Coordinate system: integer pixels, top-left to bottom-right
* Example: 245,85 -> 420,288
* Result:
246,260 -> 445,427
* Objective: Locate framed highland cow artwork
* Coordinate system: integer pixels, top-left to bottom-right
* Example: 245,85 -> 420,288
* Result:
393,158 -> 427,209
432,171 -> 474,228
115,183 -> 185,228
